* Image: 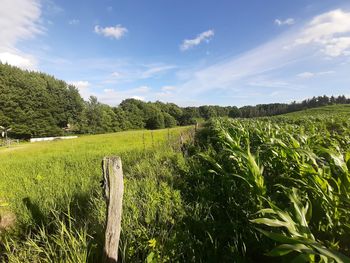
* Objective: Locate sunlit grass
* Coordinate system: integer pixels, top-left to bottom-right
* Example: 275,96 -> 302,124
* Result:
0,127 -> 188,224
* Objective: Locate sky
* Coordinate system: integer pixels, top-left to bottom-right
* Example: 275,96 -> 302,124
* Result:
1,0 -> 350,107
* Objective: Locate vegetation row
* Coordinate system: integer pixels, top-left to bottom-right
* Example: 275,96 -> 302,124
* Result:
1,63 -> 349,139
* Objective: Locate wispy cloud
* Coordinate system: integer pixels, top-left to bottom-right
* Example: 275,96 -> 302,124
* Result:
177,34 -> 302,95
248,79 -> 291,88
110,71 -> 122,78
297,71 -> 335,79
103,63 -> 176,84
44,0 -> 64,15
0,0 -> 43,69
94,24 -> 128,39
163,9 -> 350,106
180,29 -> 214,51
161,86 -> 176,92
275,18 -> 295,26
294,9 -> 350,57
140,65 -> 176,78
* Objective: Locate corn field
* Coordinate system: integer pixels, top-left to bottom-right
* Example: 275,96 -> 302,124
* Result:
181,115 -> 350,262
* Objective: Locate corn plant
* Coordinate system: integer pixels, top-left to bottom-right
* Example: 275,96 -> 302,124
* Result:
251,188 -> 350,263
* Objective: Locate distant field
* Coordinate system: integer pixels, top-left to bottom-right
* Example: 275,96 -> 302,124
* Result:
281,104 -> 350,117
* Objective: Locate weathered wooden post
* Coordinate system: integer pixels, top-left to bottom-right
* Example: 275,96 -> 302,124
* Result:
151,131 -> 154,148
142,132 -> 146,150
180,132 -> 184,145
102,156 -> 124,263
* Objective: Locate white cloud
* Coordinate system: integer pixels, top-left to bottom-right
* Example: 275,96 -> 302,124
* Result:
0,0 -> 42,47
68,19 -> 79,25
0,0 -> 42,69
141,65 -> 176,78
131,96 -> 145,101
68,81 -> 91,99
295,9 -> 350,57
94,25 -> 128,39
44,0 -> 63,15
102,71 -> 124,84
248,79 -> 291,88
0,52 -> 37,69
111,71 -> 122,78
297,72 -> 314,79
275,18 -> 295,26
103,63 -> 176,84
297,71 -> 335,79
96,86 -> 151,105
177,35 -> 300,95
161,86 -> 176,92
154,86 -> 177,100
168,9 -> 350,104
68,80 -> 90,90
180,29 -> 214,51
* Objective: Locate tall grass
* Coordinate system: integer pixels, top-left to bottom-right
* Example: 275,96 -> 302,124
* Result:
0,127 -> 190,262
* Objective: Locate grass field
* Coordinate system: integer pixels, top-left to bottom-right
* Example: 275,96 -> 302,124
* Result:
0,128 -> 188,216
1,106 -> 350,262
0,127 -> 191,262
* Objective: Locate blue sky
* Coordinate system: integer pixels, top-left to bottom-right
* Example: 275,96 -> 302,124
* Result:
1,0 -> 350,106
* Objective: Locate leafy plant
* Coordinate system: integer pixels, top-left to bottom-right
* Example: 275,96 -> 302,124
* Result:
251,188 -> 350,263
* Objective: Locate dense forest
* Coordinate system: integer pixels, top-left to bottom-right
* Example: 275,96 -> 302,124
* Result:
1,63 -> 349,138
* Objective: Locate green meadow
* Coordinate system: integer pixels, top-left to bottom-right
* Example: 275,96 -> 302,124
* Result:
0,127 -> 191,262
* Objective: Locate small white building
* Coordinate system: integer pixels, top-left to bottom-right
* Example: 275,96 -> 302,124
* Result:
30,136 -> 78,143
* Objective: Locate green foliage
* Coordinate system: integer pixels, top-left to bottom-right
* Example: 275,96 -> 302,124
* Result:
2,209 -> 91,263
181,112 -> 350,262
163,113 -> 177,128
145,106 -> 165,130
0,63 -> 84,138
0,64 -> 187,138
252,188 -> 350,263
228,106 -> 240,118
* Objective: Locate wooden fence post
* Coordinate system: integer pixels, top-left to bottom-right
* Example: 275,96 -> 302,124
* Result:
102,156 -> 124,263
151,131 -> 154,148
142,133 -> 146,150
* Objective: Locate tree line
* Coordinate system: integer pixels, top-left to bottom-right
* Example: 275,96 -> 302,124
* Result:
0,63 -> 349,139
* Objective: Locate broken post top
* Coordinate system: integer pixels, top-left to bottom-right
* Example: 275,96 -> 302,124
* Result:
103,156 -> 122,163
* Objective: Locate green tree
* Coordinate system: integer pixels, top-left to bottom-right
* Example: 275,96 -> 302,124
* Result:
228,107 -> 240,118
164,112 -> 176,128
